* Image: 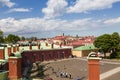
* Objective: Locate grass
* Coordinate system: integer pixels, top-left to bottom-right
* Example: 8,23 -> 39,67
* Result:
0,71 -> 8,80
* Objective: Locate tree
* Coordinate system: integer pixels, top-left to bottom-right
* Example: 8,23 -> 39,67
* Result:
110,32 -> 120,58
94,34 -> 112,57
94,32 -> 120,58
0,30 -> 4,43
30,37 -> 37,41
21,36 -> 26,41
5,34 -> 20,43
111,32 -> 120,53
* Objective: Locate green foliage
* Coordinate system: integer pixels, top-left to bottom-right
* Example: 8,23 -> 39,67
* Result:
111,32 -> 120,52
0,30 -> 3,36
94,34 -> 112,53
30,37 -> 37,41
21,36 -> 26,41
5,34 -> 20,43
110,52 -> 120,59
0,30 -> 4,43
94,32 -> 120,58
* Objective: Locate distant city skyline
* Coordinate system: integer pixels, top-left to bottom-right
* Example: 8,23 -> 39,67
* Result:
0,0 -> 120,38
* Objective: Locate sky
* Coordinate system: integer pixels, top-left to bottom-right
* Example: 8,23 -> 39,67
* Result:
0,0 -> 120,38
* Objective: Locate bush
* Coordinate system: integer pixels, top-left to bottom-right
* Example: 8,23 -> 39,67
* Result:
110,52 -> 120,59
116,52 -> 120,58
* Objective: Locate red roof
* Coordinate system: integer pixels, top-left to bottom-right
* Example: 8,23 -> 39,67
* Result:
52,35 -> 67,40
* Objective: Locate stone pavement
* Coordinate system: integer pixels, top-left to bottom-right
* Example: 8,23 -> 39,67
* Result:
32,58 -> 120,80
100,67 -> 120,80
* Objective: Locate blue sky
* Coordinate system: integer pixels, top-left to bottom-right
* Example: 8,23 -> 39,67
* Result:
0,0 -> 120,38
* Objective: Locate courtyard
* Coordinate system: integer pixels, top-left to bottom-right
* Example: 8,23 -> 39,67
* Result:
32,57 -> 120,80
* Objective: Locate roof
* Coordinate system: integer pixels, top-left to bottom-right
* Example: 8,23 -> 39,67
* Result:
1,41 -> 72,60
52,35 -> 67,40
73,45 -> 97,51
19,42 -> 60,51
0,47 -> 4,49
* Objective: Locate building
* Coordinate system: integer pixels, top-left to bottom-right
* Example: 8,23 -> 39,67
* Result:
72,45 -> 98,57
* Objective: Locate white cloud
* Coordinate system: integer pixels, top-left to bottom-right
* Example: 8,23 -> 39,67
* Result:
1,16 -> 120,36
0,0 -> 15,8
67,0 -> 120,13
0,17 -> 102,34
7,8 -> 32,13
104,17 -> 120,24
42,0 -> 68,19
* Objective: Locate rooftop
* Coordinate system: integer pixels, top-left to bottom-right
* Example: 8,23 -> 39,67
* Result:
73,45 -> 97,51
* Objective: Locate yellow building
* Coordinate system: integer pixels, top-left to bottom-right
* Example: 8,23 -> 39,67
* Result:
72,45 -> 98,57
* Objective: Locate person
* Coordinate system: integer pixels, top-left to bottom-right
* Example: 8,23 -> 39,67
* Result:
68,73 -> 72,79
60,71 -> 63,77
65,72 -> 68,78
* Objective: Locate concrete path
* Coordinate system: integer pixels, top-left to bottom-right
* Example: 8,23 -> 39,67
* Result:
100,67 -> 120,80
100,61 -> 120,65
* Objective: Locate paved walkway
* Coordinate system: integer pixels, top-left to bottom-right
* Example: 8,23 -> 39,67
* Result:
100,67 -> 120,80
43,58 -> 120,78
100,60 -> 120,65
76,57 -> 120,80
79,57 -> 120,80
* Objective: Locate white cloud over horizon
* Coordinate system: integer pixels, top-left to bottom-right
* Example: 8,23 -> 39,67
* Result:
0,0 -> 15,8
67,0 -> 120,13
7,8 -> 32,13
104,17 -> 120,24
0,0 -> 119,38
1,17 -> 119,35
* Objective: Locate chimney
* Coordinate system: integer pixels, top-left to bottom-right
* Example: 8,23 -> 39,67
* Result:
46,42 -> 48,46
8,47 -> 11,56
13,45 -> 16,53
37,43 -> 40,49
51,43 -> 54,49
16,45 -> 19,51
60,43 -> 62,48
29,44 -> 32,50
0,47 -> 5,59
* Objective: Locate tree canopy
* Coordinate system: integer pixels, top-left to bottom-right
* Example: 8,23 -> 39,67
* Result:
94,32 -> 120,58
5,34 -> 20,43
0,30 -> 4,43
21,36 -> 26,41
111,32 -> 120,52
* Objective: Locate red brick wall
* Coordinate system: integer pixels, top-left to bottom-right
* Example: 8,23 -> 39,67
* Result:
21,48 -> 71,64
0,49 -> 4,59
